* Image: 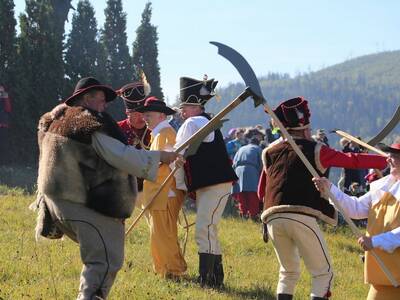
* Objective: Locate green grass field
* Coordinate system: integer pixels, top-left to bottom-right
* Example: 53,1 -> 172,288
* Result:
0,186 -> 369,300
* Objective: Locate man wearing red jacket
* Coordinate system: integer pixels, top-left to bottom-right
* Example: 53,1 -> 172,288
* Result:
258,97 -> 387,300
117,82 -> 152,192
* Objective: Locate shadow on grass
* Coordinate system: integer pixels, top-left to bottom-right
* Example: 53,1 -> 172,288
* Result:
181,274 -> 275,300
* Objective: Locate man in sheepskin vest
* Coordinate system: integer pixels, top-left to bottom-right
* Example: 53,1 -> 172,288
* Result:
258,97 -> 388,300
34,77 -> 179,300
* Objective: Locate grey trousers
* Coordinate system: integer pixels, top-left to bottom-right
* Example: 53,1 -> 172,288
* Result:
45,197 -> 125,300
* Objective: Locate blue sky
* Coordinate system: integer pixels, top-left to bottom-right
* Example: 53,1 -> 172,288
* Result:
14,0 -> 400,104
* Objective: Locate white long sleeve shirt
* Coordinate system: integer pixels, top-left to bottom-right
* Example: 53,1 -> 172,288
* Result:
330,175 -> 400,253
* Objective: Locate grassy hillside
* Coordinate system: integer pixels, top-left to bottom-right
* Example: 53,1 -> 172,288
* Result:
208,50 -> 400,145
0,186 -> 369,299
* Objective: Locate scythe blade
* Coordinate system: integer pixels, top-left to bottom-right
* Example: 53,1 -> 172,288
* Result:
210,41 -> 265,107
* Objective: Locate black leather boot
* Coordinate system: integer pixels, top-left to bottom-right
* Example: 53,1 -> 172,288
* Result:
198,253 -> 216,288
277,294 -> 293,300
311,297 -> 328,300
213,254 -> 224,288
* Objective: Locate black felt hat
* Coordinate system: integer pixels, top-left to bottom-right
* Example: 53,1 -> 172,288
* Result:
271,97 -> 311,130
64,77 -> 117,105
179,75 -> 218,107
135,96 -> 176,115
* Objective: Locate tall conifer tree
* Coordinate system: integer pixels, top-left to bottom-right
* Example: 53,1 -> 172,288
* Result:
15,0 -> 69,162
0,0 -> 17,90
132,2 -> 164,100
101,0 -> 131,119
65,0 -> 104,94
101,0 -> 131,88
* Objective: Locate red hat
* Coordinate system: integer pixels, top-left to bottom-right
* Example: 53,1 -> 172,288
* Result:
378,143 -> 400,154
271,97 -> 311,130
135,96 -> 176,115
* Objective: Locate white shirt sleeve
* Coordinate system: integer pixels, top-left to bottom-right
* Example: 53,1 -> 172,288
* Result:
92,131 -> 160,181
372,227 -> 400,253
329,184 -> 372,219
174,117 -> 214,151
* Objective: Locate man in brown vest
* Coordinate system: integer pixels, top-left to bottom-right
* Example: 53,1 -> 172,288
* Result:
313,141 -> 400,300
259,97 -> 387,300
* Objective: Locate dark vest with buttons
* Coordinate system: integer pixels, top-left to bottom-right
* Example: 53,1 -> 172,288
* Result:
184,113 -> 238,192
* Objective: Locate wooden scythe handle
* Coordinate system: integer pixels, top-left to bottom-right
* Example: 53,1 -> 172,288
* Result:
125,88 -> 253,236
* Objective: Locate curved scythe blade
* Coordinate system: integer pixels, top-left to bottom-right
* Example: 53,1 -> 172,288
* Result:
210,41 -> 265,107
367,105 -> 400,146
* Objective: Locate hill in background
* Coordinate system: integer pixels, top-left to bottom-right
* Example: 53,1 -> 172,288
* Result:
208,50 -> 400,145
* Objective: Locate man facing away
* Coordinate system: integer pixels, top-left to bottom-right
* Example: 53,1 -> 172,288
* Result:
34,77 -> 179,299
258,97 -> 387,300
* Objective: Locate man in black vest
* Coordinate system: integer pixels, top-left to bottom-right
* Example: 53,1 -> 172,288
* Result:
259,97 -> 387,300
174,75 -> 238,288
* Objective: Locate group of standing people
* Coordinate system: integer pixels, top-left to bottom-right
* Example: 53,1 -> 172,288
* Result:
34,74 -> 237,299
32,73 -> 399,300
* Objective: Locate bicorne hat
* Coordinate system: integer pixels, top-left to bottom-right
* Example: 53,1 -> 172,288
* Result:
135,96 -> 176,115
271,97 -> 311,130
116,82 -> 151,111
179,75 -> 218,107
378,142 -> 400,154
64,77 -> 117,105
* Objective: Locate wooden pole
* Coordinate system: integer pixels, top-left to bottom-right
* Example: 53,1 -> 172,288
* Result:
334,130 -> 388,157
125,88 -> 253,236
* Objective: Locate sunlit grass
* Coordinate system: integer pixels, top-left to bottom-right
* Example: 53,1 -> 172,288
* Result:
0,188 -> 368,299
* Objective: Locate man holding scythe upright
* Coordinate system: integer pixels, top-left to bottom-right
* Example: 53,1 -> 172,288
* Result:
174,75 -> 238,288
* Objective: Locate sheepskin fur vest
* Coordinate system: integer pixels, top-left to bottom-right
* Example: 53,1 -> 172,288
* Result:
261,138 -> 337,226
37,104 -> 137,219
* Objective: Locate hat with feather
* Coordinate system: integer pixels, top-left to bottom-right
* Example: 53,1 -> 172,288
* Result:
116,72 -> 151,111
179,74 -> 218,107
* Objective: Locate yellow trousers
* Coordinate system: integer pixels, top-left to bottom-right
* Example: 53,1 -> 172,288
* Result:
148,194 -> 187,277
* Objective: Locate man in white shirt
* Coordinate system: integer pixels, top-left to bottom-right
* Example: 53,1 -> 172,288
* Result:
313,141 -> 400,300
174,75 -> 238,288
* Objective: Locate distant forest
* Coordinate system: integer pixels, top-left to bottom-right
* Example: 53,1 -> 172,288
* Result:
208,50 -> 400,147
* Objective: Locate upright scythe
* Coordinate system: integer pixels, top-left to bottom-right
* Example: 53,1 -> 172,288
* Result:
210,41 -> 399,287
125,71 -> 265,237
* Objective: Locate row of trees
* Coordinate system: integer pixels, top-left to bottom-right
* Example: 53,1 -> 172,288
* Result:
0,0 -> 163,164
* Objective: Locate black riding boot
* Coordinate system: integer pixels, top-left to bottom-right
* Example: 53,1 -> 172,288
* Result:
198,253 -> 216,288
213,254 -> 224,288
277,294 -> 293,300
